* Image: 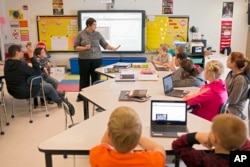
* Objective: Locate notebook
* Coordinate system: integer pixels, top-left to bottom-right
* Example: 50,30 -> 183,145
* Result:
150,100 -> 188,137
162,74 -> 190,98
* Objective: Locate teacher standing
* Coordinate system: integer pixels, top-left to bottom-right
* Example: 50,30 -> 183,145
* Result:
74,17 -> 120,101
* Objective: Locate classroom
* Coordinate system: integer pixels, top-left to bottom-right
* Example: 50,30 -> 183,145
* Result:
0,0 -> 250,167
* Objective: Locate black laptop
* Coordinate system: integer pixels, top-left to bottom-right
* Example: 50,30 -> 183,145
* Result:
150,100 -> 188,137
162,74 -> 190,98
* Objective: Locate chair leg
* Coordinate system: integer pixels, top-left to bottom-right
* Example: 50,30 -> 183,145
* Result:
41,83 -> 49,118
64,108 -> 68,130
0,111 -> 4,135
1,97 -> 9,126
11,98 -> 15,118
29,97 -> 33,123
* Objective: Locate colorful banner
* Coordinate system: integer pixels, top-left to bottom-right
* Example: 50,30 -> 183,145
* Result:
219,20 -> 232,52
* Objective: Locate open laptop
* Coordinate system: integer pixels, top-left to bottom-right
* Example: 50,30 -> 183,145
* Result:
152,62 -> 169,71
163,74 -> 190,98
150,100 -> 188,137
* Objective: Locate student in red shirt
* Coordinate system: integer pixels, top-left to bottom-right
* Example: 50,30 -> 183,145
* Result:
90,106 -> 166,167
172,114 -> 250,167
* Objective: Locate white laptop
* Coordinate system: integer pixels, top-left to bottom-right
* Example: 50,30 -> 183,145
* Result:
150,100 -> 188,137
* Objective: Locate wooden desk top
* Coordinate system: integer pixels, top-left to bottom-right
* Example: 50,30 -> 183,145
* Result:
39,108 -> 211,153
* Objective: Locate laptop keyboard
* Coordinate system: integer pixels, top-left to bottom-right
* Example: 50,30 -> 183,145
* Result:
152,125 -> 187,132
168,89 -> 184,97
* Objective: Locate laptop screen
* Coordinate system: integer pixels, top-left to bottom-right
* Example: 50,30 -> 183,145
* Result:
162,74 -> 174,93
151,100 -> 187,125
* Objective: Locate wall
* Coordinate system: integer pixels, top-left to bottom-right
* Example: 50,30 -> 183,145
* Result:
0,0 -> 249,67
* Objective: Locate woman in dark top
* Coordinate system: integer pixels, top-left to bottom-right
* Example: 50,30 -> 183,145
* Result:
74,17 -> 120,101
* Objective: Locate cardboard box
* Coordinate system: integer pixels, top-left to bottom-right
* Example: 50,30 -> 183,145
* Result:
56,65 -> 67,74
51,65 -> 67,74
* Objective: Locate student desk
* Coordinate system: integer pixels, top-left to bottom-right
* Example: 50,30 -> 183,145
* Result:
95,62 -> 171,79
78,75 -> 196,120
39,103 -> 211,167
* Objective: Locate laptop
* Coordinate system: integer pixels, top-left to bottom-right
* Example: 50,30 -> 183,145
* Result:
150,100 -> 188,137
163,74 -> 190,98
152,62 -> 169,71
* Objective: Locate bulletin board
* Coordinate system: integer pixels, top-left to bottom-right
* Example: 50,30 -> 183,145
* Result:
146,15 -> 189,52
37,15 -> 78,52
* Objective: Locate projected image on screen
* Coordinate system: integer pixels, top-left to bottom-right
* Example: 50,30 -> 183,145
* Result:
78,10 -> 145,53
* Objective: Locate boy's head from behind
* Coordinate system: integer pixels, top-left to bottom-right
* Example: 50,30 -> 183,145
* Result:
211,114 -> 247,151
108,106 -> 142,153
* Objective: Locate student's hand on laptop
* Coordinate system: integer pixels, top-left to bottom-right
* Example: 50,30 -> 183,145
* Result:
195,132 -> 212,149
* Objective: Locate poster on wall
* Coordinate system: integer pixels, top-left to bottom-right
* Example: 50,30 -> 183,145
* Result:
12,29 -> 20,40
219,20 -> 232,52
37,16 -> 78,51
52,0 -> 64,15
9,10 -> 23,20
162,0 -> 173,14
222,2 -> 233,18
146,15 -> 188,52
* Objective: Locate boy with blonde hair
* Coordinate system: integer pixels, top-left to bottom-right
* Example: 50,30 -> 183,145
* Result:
172,114 -> 250,167
90,106 -> 166,166
152,43 -> 172,67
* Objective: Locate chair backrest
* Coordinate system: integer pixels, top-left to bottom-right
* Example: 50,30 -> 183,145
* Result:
220,101 -> 229,114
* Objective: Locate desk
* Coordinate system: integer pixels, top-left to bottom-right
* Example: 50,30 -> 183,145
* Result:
39,105 -> 211,167
39,61 -> 212,167
96,62 -> 171,79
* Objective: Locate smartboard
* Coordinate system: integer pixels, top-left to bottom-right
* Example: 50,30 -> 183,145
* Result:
37,15 -> 78,52
78,10 -> 145,53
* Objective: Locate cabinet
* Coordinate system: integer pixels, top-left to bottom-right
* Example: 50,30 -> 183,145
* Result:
188,53 -> 205,69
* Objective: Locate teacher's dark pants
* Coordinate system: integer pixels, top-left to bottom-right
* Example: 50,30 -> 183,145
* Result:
78,58 -> 102,91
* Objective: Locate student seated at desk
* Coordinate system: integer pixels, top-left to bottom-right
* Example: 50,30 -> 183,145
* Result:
172,114 -> 250,167
169,45 -> 186,71
173,59 -> 205,87
90,106 -> 166,167
183,60 -> 228,121
152,43 -> 172,67
172,52 -> 187,83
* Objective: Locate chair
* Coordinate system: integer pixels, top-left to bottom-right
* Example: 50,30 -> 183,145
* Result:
219,101 -> 229,114
92,80 -> 106,116
0,80 -> 10,135
11,76 -> 49,123
63,99 -> 77,129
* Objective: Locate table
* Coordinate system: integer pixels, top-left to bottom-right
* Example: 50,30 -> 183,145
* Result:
79,76 -> 198,120
39,72 -> 212,167
39,104 -> 211,167
95,62 -> 171,79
